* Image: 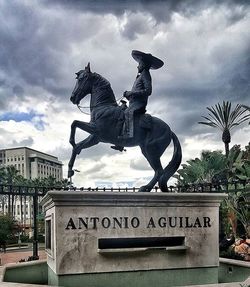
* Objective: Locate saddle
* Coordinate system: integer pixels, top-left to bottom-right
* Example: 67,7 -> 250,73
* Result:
116,108 -> 152,133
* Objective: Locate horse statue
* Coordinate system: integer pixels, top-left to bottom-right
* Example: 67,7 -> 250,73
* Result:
68,63 -> 182,192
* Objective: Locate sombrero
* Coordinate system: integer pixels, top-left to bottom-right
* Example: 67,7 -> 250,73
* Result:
131,50 -> 164,70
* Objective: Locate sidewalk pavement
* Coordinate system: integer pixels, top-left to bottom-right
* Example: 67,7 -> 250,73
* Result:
0,250 -> 46,266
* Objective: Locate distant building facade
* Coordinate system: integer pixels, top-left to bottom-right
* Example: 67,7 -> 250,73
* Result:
0,147 -> 63,181
0,147 -> 63,235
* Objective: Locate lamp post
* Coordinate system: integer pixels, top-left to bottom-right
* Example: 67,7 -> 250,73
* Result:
33,187 -> 38,259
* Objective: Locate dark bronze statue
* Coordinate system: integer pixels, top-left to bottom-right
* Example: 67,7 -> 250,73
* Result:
68,50 -> 182,192
112,50 -> 163,151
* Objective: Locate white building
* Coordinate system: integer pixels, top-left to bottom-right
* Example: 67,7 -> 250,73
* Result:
0,147 -> 63,181
0,147 -> 63,233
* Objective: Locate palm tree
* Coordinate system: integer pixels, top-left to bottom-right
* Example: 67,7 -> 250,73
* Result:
175,150 -> 227,185
4,166 -> 22,217
199,101 -> 250,157
241,105 -> 250,124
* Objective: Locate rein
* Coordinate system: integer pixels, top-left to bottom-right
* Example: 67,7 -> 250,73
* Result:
77,95 -> 125,115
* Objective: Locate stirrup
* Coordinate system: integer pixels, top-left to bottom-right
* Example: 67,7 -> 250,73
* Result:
111,145 -> 126,152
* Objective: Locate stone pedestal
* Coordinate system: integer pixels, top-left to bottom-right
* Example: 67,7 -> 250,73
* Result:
41,191 -> 226,287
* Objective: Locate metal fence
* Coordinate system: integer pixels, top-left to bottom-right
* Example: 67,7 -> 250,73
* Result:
0,179 -> 249,258
0,185 -> 55,258
64,179 -> 250,193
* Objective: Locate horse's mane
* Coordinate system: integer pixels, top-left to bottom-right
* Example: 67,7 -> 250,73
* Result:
91,72 -> 116,105
93,73 -> 112,90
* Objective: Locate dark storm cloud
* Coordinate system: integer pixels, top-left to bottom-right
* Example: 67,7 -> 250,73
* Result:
1,0 -> 248,96
0,99 -> 7,110
120,12 -> 154,40
0,1 -> 63,104
225,54 -> 250,104
0,135 -> 34,150
42,0 -> 249,22
11,137 -> 34,147
13,85 -> 24,97
0,0 -> 104,107
0,0 -> 249,144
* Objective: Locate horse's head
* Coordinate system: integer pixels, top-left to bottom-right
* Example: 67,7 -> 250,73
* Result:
70,63 -> 93,105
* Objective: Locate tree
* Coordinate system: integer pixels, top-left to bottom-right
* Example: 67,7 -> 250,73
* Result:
0,167 -> 7,184
224,192 -> 250,237
227,143 -> 250,181
241,105 -> 250,124
0,214 -> 15,245
0,167 -> 7,214
199,101 -> 250,157
175,145 -> 250,185
175,145 -> 250,237
175,150 -> 227,185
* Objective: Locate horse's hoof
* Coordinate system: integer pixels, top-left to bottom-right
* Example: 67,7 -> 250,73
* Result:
138,185 -> 151,192
68,170 -> 74,178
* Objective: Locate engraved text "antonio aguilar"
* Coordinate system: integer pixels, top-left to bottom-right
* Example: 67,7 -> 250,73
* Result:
65,216 -> 211,230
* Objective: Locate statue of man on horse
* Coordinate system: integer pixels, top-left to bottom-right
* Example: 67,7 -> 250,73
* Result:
68,50 -> 182,192
112,50 -> 164,152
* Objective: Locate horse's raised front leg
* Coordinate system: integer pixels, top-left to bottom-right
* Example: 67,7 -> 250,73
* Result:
69,120 -> 96,147
68,134 -> 99,178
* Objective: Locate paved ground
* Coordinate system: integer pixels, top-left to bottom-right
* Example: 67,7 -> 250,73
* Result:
0,250 -> 46,266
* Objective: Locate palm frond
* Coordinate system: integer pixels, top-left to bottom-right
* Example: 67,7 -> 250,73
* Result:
241,105 -> 250,111
222,101 -> 231,127
198,121 -> 218,128
207,106 -> 224,128
228,104 -> 249,128
204,108 -> 224,129
230,114 -> 250,129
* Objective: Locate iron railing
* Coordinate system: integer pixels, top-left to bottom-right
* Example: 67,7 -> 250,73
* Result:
63,179 -> 250,193
0,179 -> 249,258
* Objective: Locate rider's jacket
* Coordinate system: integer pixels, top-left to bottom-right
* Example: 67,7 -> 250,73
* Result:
129,69 -> 152,113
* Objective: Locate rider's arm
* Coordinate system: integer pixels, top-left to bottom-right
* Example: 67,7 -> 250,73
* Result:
131,70 -> 152,97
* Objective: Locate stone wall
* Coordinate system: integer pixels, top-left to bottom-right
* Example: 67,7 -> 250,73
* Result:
41,191 -> 226,287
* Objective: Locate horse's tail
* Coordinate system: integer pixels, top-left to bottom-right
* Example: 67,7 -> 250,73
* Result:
158,131 -> 182,192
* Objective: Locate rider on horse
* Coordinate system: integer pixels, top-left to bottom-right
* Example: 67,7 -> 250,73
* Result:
68,52 -> 181,192
111,50 -> 164,152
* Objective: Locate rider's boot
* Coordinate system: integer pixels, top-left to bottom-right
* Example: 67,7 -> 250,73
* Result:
111,113 -> 134,152
110,145 -> 126,152
118,115 -> 133,139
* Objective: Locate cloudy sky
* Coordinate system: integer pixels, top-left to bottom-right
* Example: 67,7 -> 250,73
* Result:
0,0 -> 249,187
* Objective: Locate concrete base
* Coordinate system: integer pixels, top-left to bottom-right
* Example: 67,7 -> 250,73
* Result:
41,191 -> 226,287
48,266 -> 218,287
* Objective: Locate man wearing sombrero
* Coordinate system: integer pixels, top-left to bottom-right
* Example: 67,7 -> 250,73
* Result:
112,50 -> 164,151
